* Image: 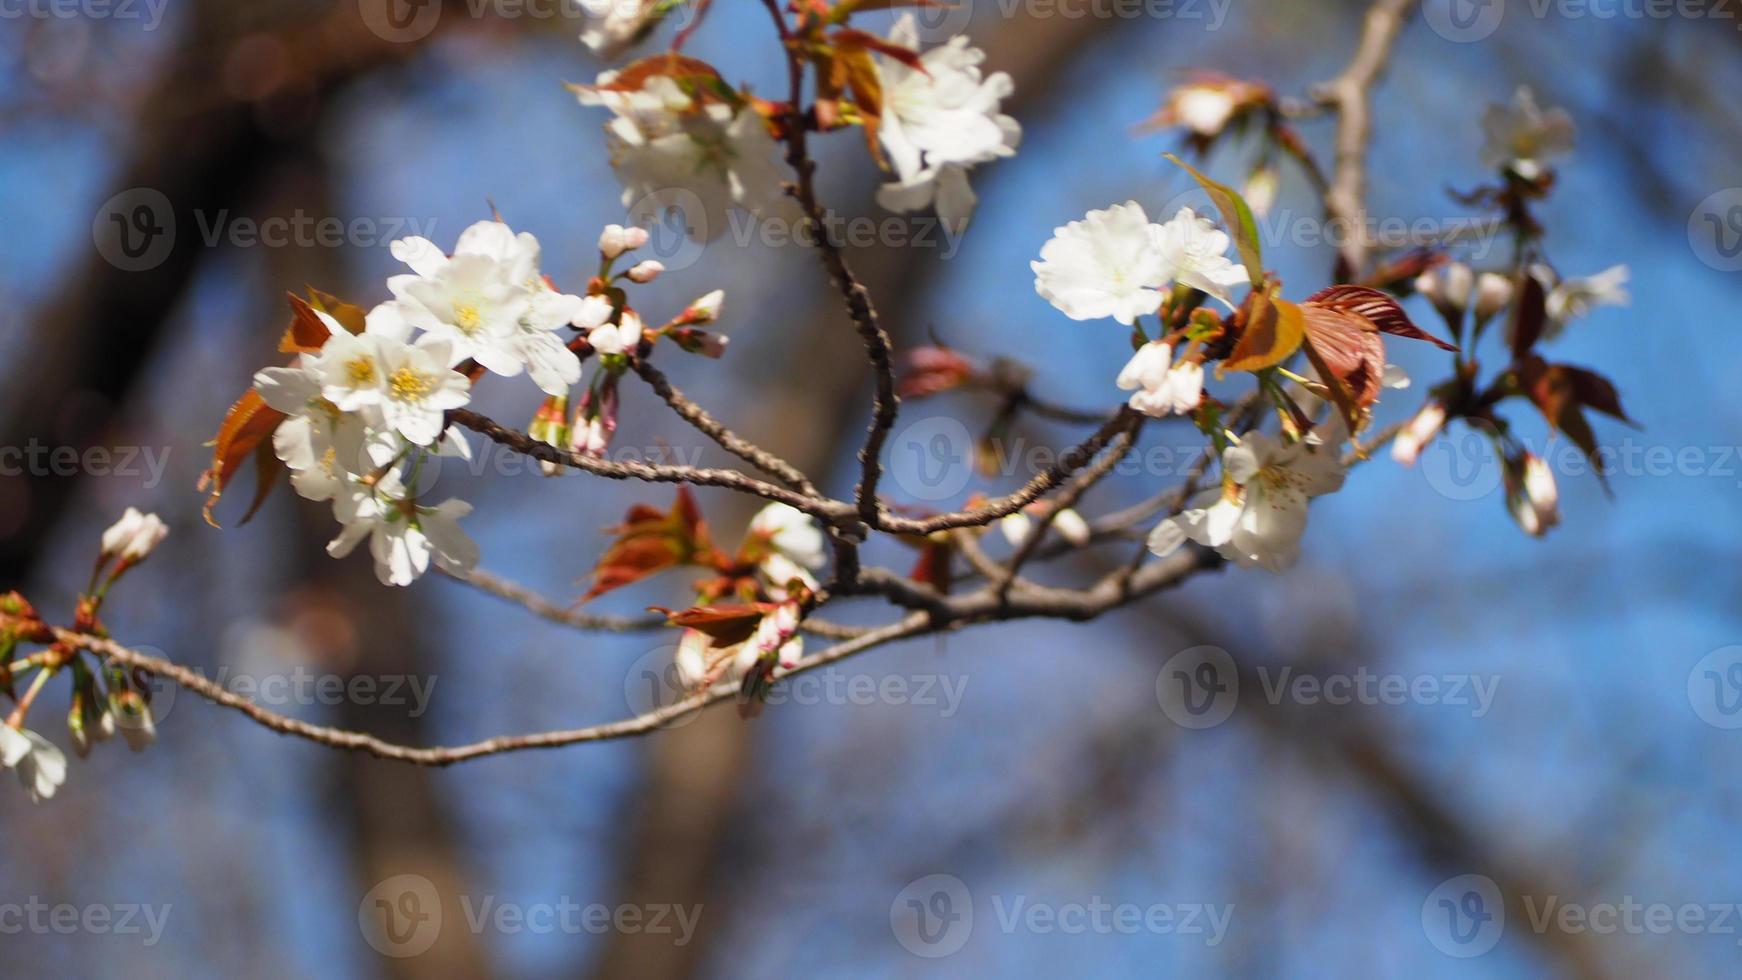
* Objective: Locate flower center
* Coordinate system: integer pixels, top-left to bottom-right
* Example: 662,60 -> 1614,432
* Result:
346,357 -> 377,386
453,301 -> 483,334
389,366 -> 432,403
1257,464 -> 1308,494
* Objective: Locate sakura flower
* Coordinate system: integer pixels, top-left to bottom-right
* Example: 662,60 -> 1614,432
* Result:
679,289 -> 724,325
625,259 -> 664,283
577,0 -> 666,58
587,309 -> 644,357
255,357 -> 373,503
101,507 -> 168,564
1149,429 -> 1346,572
1143,77 -> 1269,139
1416,261 -> 1474,324
1545,264 -> 1629,336
1117,342 -> 1203,417
1000,505 -> 1091,548
1154,207 -> 1250,308
1391,401 -> 1448,467
1171,84 -> 1237,137
1,726 -> 67,803
329,476 -> 479,587
1032,202 -> 1170,325
750,502 -> 827,571
1480,86 -> 1575,180
108,690 -> 156,752
593,76 -> 793,241
873,14 -> 1020,229
1507,452 -> 1559,537
390,221 -> 586,396
372,337 -> 473,447
1472,272 -> 1514,325
598,223 -> 650,260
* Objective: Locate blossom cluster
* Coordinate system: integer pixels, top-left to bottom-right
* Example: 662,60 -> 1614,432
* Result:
240,218 -> 723,586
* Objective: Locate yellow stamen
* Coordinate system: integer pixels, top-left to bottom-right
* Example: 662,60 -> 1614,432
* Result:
389,367 -> 432,403
453,302 -> 482,333
346,358 -> 377,385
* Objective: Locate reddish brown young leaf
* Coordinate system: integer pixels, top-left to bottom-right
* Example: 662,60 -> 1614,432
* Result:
1507,271 -> 1548,361
1563,366 -> 1632,423
583,488 -> 719,601
1305,285 -> 1457,351
1298,304 -> 1386,408
897,345 -> 978,399
198,389 -> 287,528
281,293 -> 336,354
655,602 -> 772,647
1221,288 -> 1304,375
1516,356 -> 1608,483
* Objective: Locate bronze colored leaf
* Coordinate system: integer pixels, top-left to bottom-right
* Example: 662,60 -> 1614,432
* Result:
1221,288 -> 1304,375
198,389 -> 287,528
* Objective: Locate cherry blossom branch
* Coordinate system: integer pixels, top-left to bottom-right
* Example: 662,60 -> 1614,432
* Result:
58,544 -> 1219,764
631,359 -> 819,495
764,0 -> 901,532
441,567 -> 665,631
995,419 -> 1144,594
1314,0 -> 1416,278
876,407 -> 1144,535
55,619 -> 922,766
448,409 -> 852,523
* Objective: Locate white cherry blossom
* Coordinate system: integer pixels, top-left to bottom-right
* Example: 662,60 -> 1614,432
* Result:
1480,86 -> 1574,180
1153,207 -> 1249,308
101,507 -> 168,563
750,502 -> 827,571
371,337 -> 473,447
328,474 -> 478,587
1,726 -> 67,803
873,15 -> 1020,229
1032,202 -> 1170,325
1545,264 -> 1629,336
1117,341 -> 1204,417
1149,429 -> 1346,572
592,78 -> 793,242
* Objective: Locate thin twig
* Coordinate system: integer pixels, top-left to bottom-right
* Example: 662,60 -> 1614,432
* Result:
879,408 -> 1144,536
1314,0 -> 1415,279
632,359 -> 818,495
449,409 -> 851,524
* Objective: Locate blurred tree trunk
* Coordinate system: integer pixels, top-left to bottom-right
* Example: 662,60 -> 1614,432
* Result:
264,155 -> 494,980
0,0 -> 445,585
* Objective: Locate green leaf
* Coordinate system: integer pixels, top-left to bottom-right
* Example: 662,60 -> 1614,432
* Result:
1164,153 -> 1263,287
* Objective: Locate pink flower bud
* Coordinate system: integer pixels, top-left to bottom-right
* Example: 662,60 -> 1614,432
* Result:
682,289 -> 724,324
626,260 -> 664,284
598,224 -> 628,260
1391,402 -> 1447,467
